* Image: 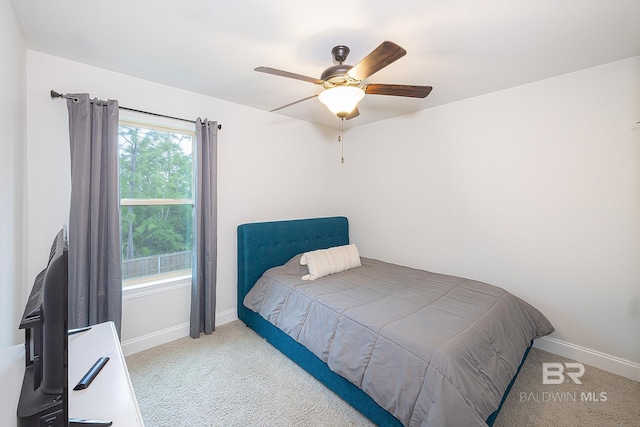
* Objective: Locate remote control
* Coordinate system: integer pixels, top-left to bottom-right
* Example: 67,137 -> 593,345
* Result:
74,356 -> 110,390
69,418 -> 113,426
68,326 -> 92,335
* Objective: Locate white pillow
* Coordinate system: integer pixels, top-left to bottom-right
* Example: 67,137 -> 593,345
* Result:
300,244 -> 361,280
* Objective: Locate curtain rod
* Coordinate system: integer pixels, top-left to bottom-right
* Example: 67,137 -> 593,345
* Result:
50,90 -> 221,130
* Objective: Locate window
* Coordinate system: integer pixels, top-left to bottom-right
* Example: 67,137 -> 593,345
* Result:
118,114 -> 195,287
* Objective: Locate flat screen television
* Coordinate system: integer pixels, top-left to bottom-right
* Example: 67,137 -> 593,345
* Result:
17,227 -> 69,427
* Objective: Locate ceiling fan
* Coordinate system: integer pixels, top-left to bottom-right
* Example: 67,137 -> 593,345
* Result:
255,41 -> 433,120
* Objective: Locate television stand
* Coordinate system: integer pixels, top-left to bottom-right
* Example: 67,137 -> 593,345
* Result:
1,321 -> 143,426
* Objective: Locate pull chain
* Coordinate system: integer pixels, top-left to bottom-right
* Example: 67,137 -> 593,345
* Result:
339,118 -> 344,163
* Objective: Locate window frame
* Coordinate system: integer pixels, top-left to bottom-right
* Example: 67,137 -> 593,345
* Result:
118,113 -> 196,290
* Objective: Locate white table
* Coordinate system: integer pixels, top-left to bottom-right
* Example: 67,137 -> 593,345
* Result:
0,322 -> 144,427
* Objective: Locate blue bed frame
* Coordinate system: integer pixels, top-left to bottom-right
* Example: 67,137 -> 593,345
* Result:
237,216 -> 528,426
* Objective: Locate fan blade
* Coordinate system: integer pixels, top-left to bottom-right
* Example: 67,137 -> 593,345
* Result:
365,84 -> 432,98
270,94 -> 319,112
345,107 -> 360,120
255,67 -> 323,85
346,41 -> 407,82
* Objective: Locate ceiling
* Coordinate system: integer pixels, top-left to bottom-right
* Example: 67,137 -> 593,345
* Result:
9,0 -> 640,129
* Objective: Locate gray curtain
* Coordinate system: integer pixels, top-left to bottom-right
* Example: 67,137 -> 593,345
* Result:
67,94 -> 122,336
190,118 -> 218,338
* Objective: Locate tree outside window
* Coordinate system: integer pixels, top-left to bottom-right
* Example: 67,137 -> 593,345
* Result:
118,120 -> 195,284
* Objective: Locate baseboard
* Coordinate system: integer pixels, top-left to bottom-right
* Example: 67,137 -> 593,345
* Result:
215,307 -> 238,326
121,308 -> 238,356
121,322 -> 189,356
533,336 -> 640,382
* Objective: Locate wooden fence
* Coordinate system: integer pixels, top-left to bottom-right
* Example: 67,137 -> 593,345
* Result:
122,251 -> 191,280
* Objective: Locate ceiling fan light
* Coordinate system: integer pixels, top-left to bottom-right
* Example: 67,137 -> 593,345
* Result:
318,86 -> 365,118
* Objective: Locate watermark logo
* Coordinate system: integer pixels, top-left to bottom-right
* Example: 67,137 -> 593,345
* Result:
518,361 -> 608,403
519,391 -> 608,402
542,362 -> 585,384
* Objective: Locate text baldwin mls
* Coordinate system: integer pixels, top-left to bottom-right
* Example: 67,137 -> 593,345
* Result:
520,391 -> 608,402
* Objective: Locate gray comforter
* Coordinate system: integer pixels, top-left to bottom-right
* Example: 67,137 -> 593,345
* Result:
244,256 -> 554,426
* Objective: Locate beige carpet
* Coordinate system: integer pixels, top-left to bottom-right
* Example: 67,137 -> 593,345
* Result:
126,320 -> 639,427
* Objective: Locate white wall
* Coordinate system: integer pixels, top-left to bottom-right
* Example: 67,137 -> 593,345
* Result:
0,0 -> 27,347
345,56 -> 640,377
18,42 -> 640,379
25,51 -> 346,351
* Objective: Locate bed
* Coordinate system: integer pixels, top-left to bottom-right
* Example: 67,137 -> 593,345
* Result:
237,216 -> 554,426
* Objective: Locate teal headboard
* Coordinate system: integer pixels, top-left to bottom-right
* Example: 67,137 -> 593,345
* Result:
236,216 -> 349,321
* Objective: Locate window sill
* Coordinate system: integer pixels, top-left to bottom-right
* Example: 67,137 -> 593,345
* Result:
122,273 -> 191,300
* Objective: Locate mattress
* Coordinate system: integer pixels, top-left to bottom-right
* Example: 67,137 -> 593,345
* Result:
244,254 -> 554,426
